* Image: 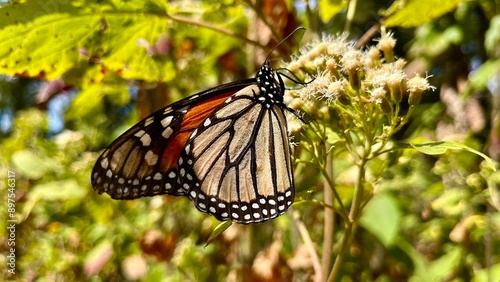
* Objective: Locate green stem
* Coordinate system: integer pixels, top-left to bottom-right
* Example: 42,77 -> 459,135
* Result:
326,221 -> 354,282
327,150 -> 369,281
320,166 -> 348,221
349,158 -> 367,220
322,145 -> 335,281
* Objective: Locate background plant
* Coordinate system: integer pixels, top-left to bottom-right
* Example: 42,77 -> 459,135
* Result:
1,0 -> 499,281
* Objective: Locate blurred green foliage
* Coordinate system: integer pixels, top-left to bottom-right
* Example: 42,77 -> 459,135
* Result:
1,0 -> 499,281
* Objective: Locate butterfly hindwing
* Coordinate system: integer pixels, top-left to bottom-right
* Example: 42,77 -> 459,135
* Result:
178,73 -> 295,224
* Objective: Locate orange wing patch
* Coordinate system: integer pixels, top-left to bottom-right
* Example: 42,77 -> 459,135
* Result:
160,90 -> 240,170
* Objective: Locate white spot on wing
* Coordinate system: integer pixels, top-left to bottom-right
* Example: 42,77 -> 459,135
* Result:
100,158 -> 109,169
145,150 -> 158,166
162,127 -> 173,139
144,116 -> 154,126
134,130 -> 145,138
140,133 -> 151,146
161,116 -> 173,127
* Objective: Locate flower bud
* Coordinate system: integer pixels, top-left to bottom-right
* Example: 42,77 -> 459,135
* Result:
407,74 -> 434,105
379,97 -> 392,114
408,90 -> 422,106
326,59 -> 341,78
319,106 -> 331,121
364,47 -> 381,68
389,83 -> 402,103
337,92 -> 351,106
348,70 -> 361,91
377,33 -> 396,63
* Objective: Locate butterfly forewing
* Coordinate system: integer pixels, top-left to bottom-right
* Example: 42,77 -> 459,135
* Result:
91,81 -> 253,199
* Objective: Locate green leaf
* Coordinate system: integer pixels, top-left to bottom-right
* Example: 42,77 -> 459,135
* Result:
66,83 -> 130,120
318,0 -> 348,23
20,179 -> 86,222
398,241 -> 462,281
472,263 -> 500,282
0,0 -> 174,85
400,139 -> 496,171
325,127 -> 342,144
384,0 -> 465,28
469,59 -> 500,91
485,15 -> 500,57
431,188 -> 467,216
11,150 -> 61,179
30,179 -> 87,201
359,193 -> 401,247
205,221 -> 232,246
411,247 -> 462,281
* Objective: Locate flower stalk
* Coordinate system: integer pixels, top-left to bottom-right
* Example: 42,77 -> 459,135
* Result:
286,30 -> 435,281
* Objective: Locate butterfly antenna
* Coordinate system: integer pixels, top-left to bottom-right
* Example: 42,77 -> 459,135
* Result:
265,27 -> 306,62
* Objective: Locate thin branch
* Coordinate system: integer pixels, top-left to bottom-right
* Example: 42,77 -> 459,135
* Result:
293,210 -> 322,282
321,144 -> 335,282
165,13 -> 268,50
319,159 -> 349,222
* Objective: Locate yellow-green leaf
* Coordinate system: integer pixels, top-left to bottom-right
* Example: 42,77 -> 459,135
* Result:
205,221 -> 232,246
406,140 -> 496,171
384,0 -> 465,28
66,83 -> 130,120
0,0 -> 174,85
318,0 -> 348,23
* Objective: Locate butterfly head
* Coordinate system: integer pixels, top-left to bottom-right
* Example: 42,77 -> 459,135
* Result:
255,62 -> 285,108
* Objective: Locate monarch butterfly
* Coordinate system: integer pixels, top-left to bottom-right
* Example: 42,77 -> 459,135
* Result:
91,29 -> 305,224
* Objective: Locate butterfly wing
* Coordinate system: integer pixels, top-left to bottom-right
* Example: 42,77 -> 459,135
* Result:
91,80 -> 255,199
92,62 -> 296,224
178,84 -> 295,224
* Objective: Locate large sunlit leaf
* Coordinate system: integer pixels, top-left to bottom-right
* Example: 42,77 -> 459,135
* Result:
0,0 -> 174,85
384,0 -> 465,28
359,193 -> 401,247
